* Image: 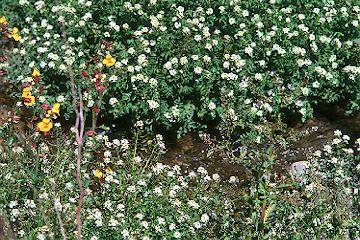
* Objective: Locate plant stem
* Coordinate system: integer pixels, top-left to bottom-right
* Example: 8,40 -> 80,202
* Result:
61,22 -> 85,240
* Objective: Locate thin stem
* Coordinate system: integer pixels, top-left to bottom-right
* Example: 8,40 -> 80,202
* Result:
61,22 -> 85,240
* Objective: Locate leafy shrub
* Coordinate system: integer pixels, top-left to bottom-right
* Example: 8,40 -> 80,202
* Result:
266,131 -> 360,239
0,128 -> 245,239
2,0 -> 360,136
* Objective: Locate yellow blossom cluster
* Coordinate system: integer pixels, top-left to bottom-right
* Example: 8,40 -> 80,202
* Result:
0,16 -> 21,41
94,166 -> 113,178
22,87 -> 35,107
20,68 -> 60,133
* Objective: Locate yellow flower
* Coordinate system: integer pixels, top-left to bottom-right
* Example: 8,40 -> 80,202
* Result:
9,27 -> 21,41
0,16 -> 7,25
94,169 -> 103,178
37,118 -> 53,132
32,68 -> 40,77
23,93 -> 35,107
102,54 -> 116,67
51,103 -> 60,116
22,87 -> 31,98
105,166 -> 113,173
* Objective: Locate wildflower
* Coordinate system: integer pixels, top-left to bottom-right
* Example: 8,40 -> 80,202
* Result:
94,169 -> 103,178
37,118 -> 53,132
105,166 -> 113,173
23,91 -> 35,106
32,68 -> 40,78
22,87 -> 31,98
50,103 -> 60,116
147,99 -> 159,109
0,16 -> 8,26
9,27 -> 21,41
169,223 -> 176,231
201,213 -> 209,223
102,54 -> 116,67
109,98 -> 118,106
173,231 -> 181,238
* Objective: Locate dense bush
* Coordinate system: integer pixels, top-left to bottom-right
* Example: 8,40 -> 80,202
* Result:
0,128 -> 358,239
1,0 -> 360,135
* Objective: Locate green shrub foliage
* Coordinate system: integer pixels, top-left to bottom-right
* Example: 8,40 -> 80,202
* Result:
4,0 -> 360,134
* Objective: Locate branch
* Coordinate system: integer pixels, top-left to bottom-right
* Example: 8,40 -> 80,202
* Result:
54,203 -> 67,240
61,22 -> 85,240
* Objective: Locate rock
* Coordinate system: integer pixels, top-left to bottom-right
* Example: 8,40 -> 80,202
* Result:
289,161 -> 309,180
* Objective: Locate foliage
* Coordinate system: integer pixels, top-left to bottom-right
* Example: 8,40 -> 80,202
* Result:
2,0 -> 360,135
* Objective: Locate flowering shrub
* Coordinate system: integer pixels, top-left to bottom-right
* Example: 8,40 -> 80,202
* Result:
3,0 -> 360,135
266,131 -> 360,239
0,131 -> 243,239
1,124 -> 358,239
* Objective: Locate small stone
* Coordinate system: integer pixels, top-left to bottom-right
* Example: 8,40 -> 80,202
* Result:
289,161 -> 309,180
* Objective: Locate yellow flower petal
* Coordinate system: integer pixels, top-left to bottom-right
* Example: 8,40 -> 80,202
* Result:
51,103 -> 60,116
23,95 -> 35,106
0,16 -> 7,25
94,169 -> 103,178
32,68 -> 40,77
42,118 -> 51,124
22,88 -> 32,98
10,27 -> 21,41
37,118 -> 53,132
102,54 -> 116,67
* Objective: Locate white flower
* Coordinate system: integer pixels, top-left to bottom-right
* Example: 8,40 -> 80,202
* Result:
245,46 -> 253,56
147,100 -> 159,109
208,101 -> 216,110
188,200 -> 200,209
255,73 -> 263,80
301,87 -> 309,96
19,0 -> 29,5
109,98 -> 118,106
180,56 -> 188,65
34,1 -> 45,10
312,81 -> 320,88
212,173 -> 220,181
173,231 -> 181,238
38,96 -> 46,103
332,138 -> 342,145
229,176 -> 239,183
194,221 -> 201,229
109,75 -> 118,82
121,229 -> 129,237
141,221 -> 149,229
194,66 -> 203,74
169,223 -> 176,231
201,213 -> 209,223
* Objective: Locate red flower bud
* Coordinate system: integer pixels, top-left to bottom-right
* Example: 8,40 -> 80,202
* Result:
23,98 -> 32,103
38,86 -> 44,93
92,105 -> 100,113
86,130 -> 97,136
96,85 -> 107,92
41,103 -> 51,110
0,55 -> 8,62
81,71 -> 89,78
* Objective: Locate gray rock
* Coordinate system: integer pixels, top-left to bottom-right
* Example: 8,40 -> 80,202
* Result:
289,161 -> 309,180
